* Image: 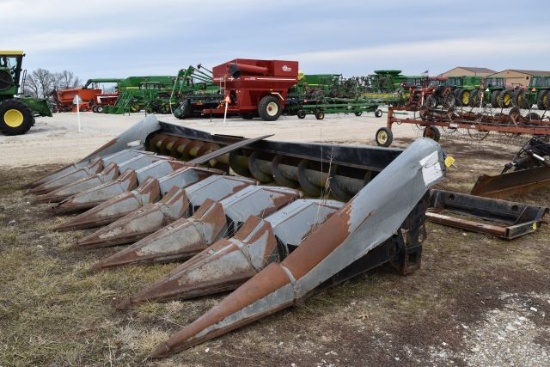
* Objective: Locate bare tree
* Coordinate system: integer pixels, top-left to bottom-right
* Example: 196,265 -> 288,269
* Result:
23,68 -> 55,98
55,70 -> 81,90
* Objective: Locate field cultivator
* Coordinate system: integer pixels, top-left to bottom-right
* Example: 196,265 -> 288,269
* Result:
375,106 -> 550,147
25,115 -> 449,358
471,136 -> 550,198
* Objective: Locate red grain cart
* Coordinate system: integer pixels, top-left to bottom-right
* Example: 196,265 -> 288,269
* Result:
203,58 -> 298,121
54,88 -> 104,112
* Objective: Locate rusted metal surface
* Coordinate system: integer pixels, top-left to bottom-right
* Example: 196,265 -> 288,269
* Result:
25,115 -> 447,359
75,175 -> 257,248
428,189 -> 548,239
54,167 -> 219,231
115,198 -> 343,309
149,137 -> 445,358
92,185 -> 303,270
471,136 -> 550,198
471,166 -> 550,198
53,160 -> 190,214
33,154 -> 165,204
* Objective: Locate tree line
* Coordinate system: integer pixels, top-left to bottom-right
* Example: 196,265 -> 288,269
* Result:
23,69 -> 81,99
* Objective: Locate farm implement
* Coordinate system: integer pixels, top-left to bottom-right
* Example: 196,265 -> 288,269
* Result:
25,115 -> 448,358
375,106 -> 550,147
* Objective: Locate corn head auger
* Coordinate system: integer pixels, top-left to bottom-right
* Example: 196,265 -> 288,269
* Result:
25,116 -> 448,358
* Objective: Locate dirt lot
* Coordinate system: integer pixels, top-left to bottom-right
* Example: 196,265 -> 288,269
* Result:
1,112 -> 549,366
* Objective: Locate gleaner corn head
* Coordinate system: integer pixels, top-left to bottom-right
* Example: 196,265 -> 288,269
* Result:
26,116 -> 447,358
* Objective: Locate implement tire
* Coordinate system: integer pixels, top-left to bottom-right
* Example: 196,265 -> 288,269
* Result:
375,127 -> 393,147
0,99 -> 35,136
258,95 -> 282,121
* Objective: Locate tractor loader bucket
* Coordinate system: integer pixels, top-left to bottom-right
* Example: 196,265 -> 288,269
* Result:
92,185 -> 302,271
149,138 -> 446,358
33,154 -> 164,204
116,198 -> 343,308
471,165 -> 550,199
427,189 -> 548,239
54,167 -> 219,231
53,160 -> 190,214
75,175 -> 257,248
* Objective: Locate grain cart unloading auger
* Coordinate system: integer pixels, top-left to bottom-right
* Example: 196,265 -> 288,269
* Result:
0,50 -> 52,135
25,116 -> 447,358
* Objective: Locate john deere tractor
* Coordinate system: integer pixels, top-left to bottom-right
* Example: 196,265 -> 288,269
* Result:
0,51 -> 52,135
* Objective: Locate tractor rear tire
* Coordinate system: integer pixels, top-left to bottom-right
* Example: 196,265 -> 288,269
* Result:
490,90 -> 500,108
457,89 -> 470,106
498,90 -> 512,108
469,90 -> 480,107
258,95 -> 282,121
0,99 -> 35,136
537,90 -> 549,110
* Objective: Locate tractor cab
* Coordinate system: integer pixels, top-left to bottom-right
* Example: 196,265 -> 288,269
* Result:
0,51 -> 24,96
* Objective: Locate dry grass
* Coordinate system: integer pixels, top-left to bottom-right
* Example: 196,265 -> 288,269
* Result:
1,136 -> 550,366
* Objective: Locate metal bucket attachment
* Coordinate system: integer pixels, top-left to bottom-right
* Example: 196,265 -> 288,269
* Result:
149,137 -> 445,358
428,189 -> 548,239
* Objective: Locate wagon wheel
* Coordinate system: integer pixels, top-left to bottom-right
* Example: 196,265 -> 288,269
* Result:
422,126 -> 441,141
375,127 -> 393,147
296,110 -> 306,119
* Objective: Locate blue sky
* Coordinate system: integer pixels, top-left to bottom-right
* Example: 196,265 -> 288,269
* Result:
2,0 -> 550,83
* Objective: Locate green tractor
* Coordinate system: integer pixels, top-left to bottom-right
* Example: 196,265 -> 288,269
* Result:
0,51 -> 52,135
512,75 -> 550,110
445,76 -> 484,107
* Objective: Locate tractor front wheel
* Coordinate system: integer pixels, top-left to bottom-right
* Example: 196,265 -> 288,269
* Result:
0,99 -> 35,136
258,95 -> 282,121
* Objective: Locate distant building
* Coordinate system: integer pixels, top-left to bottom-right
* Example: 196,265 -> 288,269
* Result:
439,67 -> 496,78
487,69 -> 550,88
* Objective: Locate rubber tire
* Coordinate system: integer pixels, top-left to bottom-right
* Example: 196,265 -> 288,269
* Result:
469,90 -> 480,107
297,110 -> 306,119
315,111 -> 325,120
443,93 -> 456,109
0,99 -> 35,136
498,90 -> 512,108
457,89 -> 470,106
423,126 -> 441,142
424,94 -> 437,109
96,105 -> 104,113
354,111 -> 363,116
375,127 -> 393,147
258,95 -> 282,121
512,89 -> 530,109
537,90 -> 549,110
490,90 -> 500,108
374,109 -> 383,118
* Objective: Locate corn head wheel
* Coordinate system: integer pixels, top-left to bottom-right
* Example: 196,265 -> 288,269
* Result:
0,99 -> 34,136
